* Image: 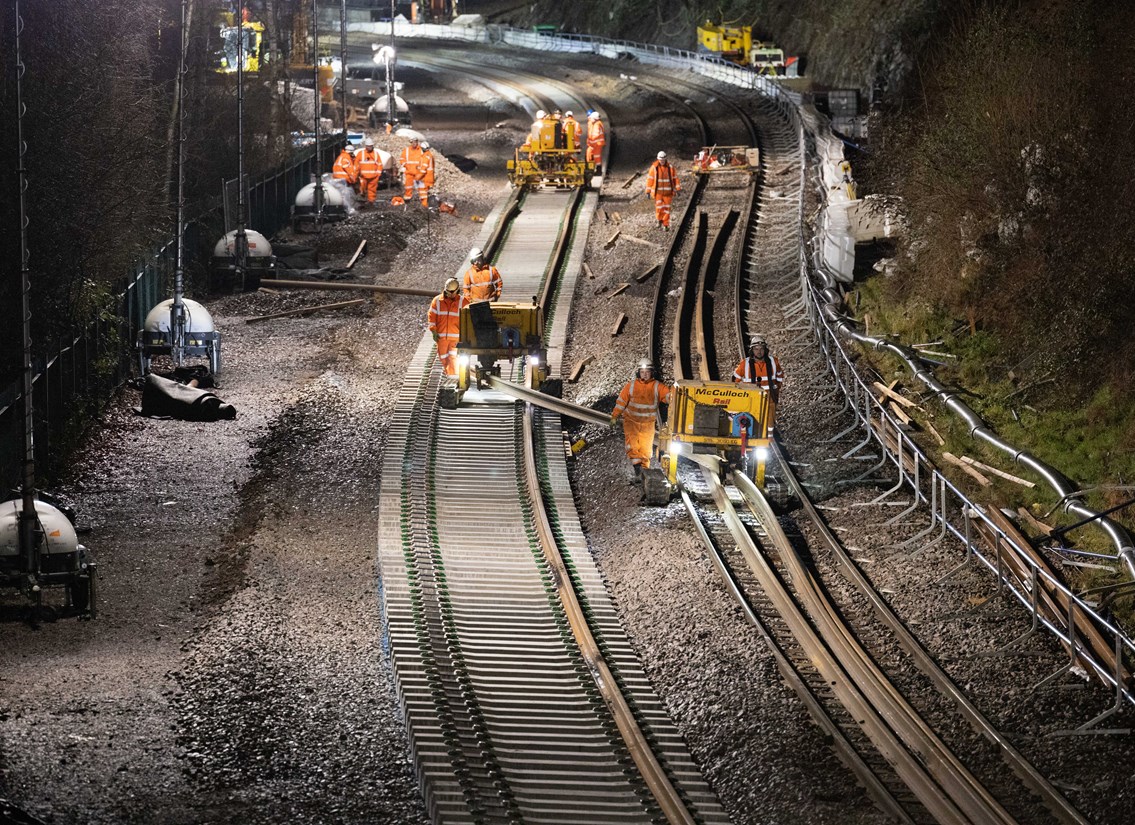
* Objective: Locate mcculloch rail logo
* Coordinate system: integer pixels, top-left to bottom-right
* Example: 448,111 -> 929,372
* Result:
692,389 -> 760,401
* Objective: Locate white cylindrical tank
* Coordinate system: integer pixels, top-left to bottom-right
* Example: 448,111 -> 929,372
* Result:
142,298 -> 216,336
0,499 -> 79,558
213,228 -> 273,260
294,180 -> 346,209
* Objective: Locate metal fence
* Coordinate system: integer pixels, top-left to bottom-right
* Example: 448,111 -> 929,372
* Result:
1,140 -> 339,491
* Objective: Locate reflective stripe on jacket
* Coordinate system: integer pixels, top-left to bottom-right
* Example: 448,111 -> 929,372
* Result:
428,293 -> 466,339
587,119 -> 606,147
420,151 -> 435,187
646,161 -> 679,198
463,264 -> 502,302
732,354 -> 784,393
400,144 -> 424,179
356,149 -> 382,179
332,150 -> 357,182
613,378 -> 672,424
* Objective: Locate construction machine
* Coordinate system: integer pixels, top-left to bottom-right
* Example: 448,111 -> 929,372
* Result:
643,380 -> 783,506
508,115 -> 596,189
441,300 -> 548,408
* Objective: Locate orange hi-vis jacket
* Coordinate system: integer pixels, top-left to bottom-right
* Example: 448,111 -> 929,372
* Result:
562,116 -> 580,151
420,150 -> 436,187
332,149 -> 357,184
646,160 -> 679,200
356,148 -> 382,180
612,377 -> 672,426
400,144 -> 425,180
428,291 -> 466,340
732,354 -> 784,399
463,263 -> 502,302
587,118 -> 606,149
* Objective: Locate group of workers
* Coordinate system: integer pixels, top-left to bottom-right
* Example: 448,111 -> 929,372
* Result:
524,109 -> 606,171
612,336 -> 784,473
332,135 -> 436,208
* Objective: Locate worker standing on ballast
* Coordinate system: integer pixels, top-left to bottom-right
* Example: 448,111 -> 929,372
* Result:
462,247 -> 502,303
586,111 -> 605,171
418,141 -> 436,208
355,138 -> 383,205
400,136 -> 426,207
732,333 -> 784,404
332,143 -> 358,187
646,151 -> 680,230
428,278 -> 466,376
611,358 -> 672,477
562,110 -> 580,154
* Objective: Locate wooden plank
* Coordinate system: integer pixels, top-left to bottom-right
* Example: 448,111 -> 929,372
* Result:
622,234 -> 662,250
604,229 -> 621,248
889,401 -> 914,427
568,355 -> 595,382
608,283 -> 630,300
611,313 -> 627,337
872,380 -> 917,408
345,238 -> 368,269
959,456 -> 1036,488
926,421 -> 946,446
620,171 -> 641,189
942,452 -> 992,486
635,264 -> 660,284
1016,506 -> 1055,537
611,211 -> 622,223
582,262 -> 595,280
245,298 -> 367,324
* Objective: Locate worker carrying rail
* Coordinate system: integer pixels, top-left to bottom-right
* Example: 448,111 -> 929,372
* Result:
610,358 -> 672,478
732,333 -> 784,403
646,151 -> 681,230
428,277 -> 467,376
462,247 -> 502,303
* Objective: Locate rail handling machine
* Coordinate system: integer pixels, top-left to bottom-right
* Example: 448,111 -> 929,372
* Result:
643,379 -> 782,506
692,146 -> 760,175
508,114 -> 597,189
441,299 -> 548,408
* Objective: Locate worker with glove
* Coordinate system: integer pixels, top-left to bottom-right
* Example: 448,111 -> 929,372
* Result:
610,358 -> 672,475
332,143 -> 358,186
586,111 -> 605,170
427,277 -> 466,376
400,136 -> 426,207
732,333 -> 784,405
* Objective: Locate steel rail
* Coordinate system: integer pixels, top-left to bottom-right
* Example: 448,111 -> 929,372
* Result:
693,209 -> 740,382
731,472 -> 1018,825
670,213 -> 708,382
772,441 -> 1090,824
521,408 -> 695,825
677,485 -> 916,823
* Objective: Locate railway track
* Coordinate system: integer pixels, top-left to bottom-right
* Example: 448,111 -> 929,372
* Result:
378,160 -> 727,818
645,69 -> 1090,825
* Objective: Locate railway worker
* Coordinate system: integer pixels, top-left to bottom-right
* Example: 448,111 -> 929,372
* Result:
428,277 -> 467,376
732,333 -> 784,404
355,138 -> 383,205
332,143 -> 358,186
417,140 -> 436,208
610,358 -> 673,476
462,247 -> 503,303
562,110 -> 581,154
646,151 -> 681,230
400,136 -> 426,207
586,111 -> 605,170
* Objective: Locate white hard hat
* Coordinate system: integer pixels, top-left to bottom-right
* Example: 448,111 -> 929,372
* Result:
469,247 -> 483,260
749,333 -> 768,347
657,151 -> 667,160
587,111 -> 598,119
364,138 -> 374,148
565,110 -> 573,117
536,109 -> 546,119
443,277 -> 460,295
637,358 -> 654,372
420,140 -> 429,150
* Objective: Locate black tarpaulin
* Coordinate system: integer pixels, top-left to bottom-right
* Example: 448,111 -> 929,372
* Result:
138,374 -> 236,421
